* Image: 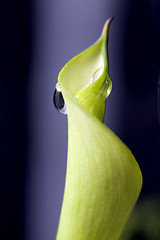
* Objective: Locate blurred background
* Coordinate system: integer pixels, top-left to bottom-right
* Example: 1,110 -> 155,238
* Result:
0,0 -> 160,239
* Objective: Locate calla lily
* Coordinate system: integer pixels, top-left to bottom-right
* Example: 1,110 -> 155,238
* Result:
55,18 -> 142,240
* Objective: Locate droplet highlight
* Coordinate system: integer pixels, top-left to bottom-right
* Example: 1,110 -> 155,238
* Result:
53,82 -> 67,114
92,67 -> 104,83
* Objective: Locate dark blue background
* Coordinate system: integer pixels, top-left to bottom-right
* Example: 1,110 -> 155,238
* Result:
0,0 -> 160,239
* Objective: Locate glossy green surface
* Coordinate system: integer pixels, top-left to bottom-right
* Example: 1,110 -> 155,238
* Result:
56,19 -> 142,240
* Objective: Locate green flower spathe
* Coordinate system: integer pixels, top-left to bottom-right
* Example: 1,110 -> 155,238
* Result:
56,19 -> 142,240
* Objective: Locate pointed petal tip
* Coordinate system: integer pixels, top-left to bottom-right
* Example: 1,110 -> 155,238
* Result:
101,17 -> 114,37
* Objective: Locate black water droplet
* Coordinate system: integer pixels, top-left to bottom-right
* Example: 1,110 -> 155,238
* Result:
53,83 -> 67,114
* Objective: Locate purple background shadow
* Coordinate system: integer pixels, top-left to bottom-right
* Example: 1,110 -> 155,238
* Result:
0,0 -> 160,239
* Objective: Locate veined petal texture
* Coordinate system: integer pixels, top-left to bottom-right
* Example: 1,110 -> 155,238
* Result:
56,19 -> 142,240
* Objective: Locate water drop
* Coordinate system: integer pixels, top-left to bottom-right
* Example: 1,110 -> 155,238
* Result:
92,67 -> 104,82
53,82 -> 67,114
105,78 -> 112,97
